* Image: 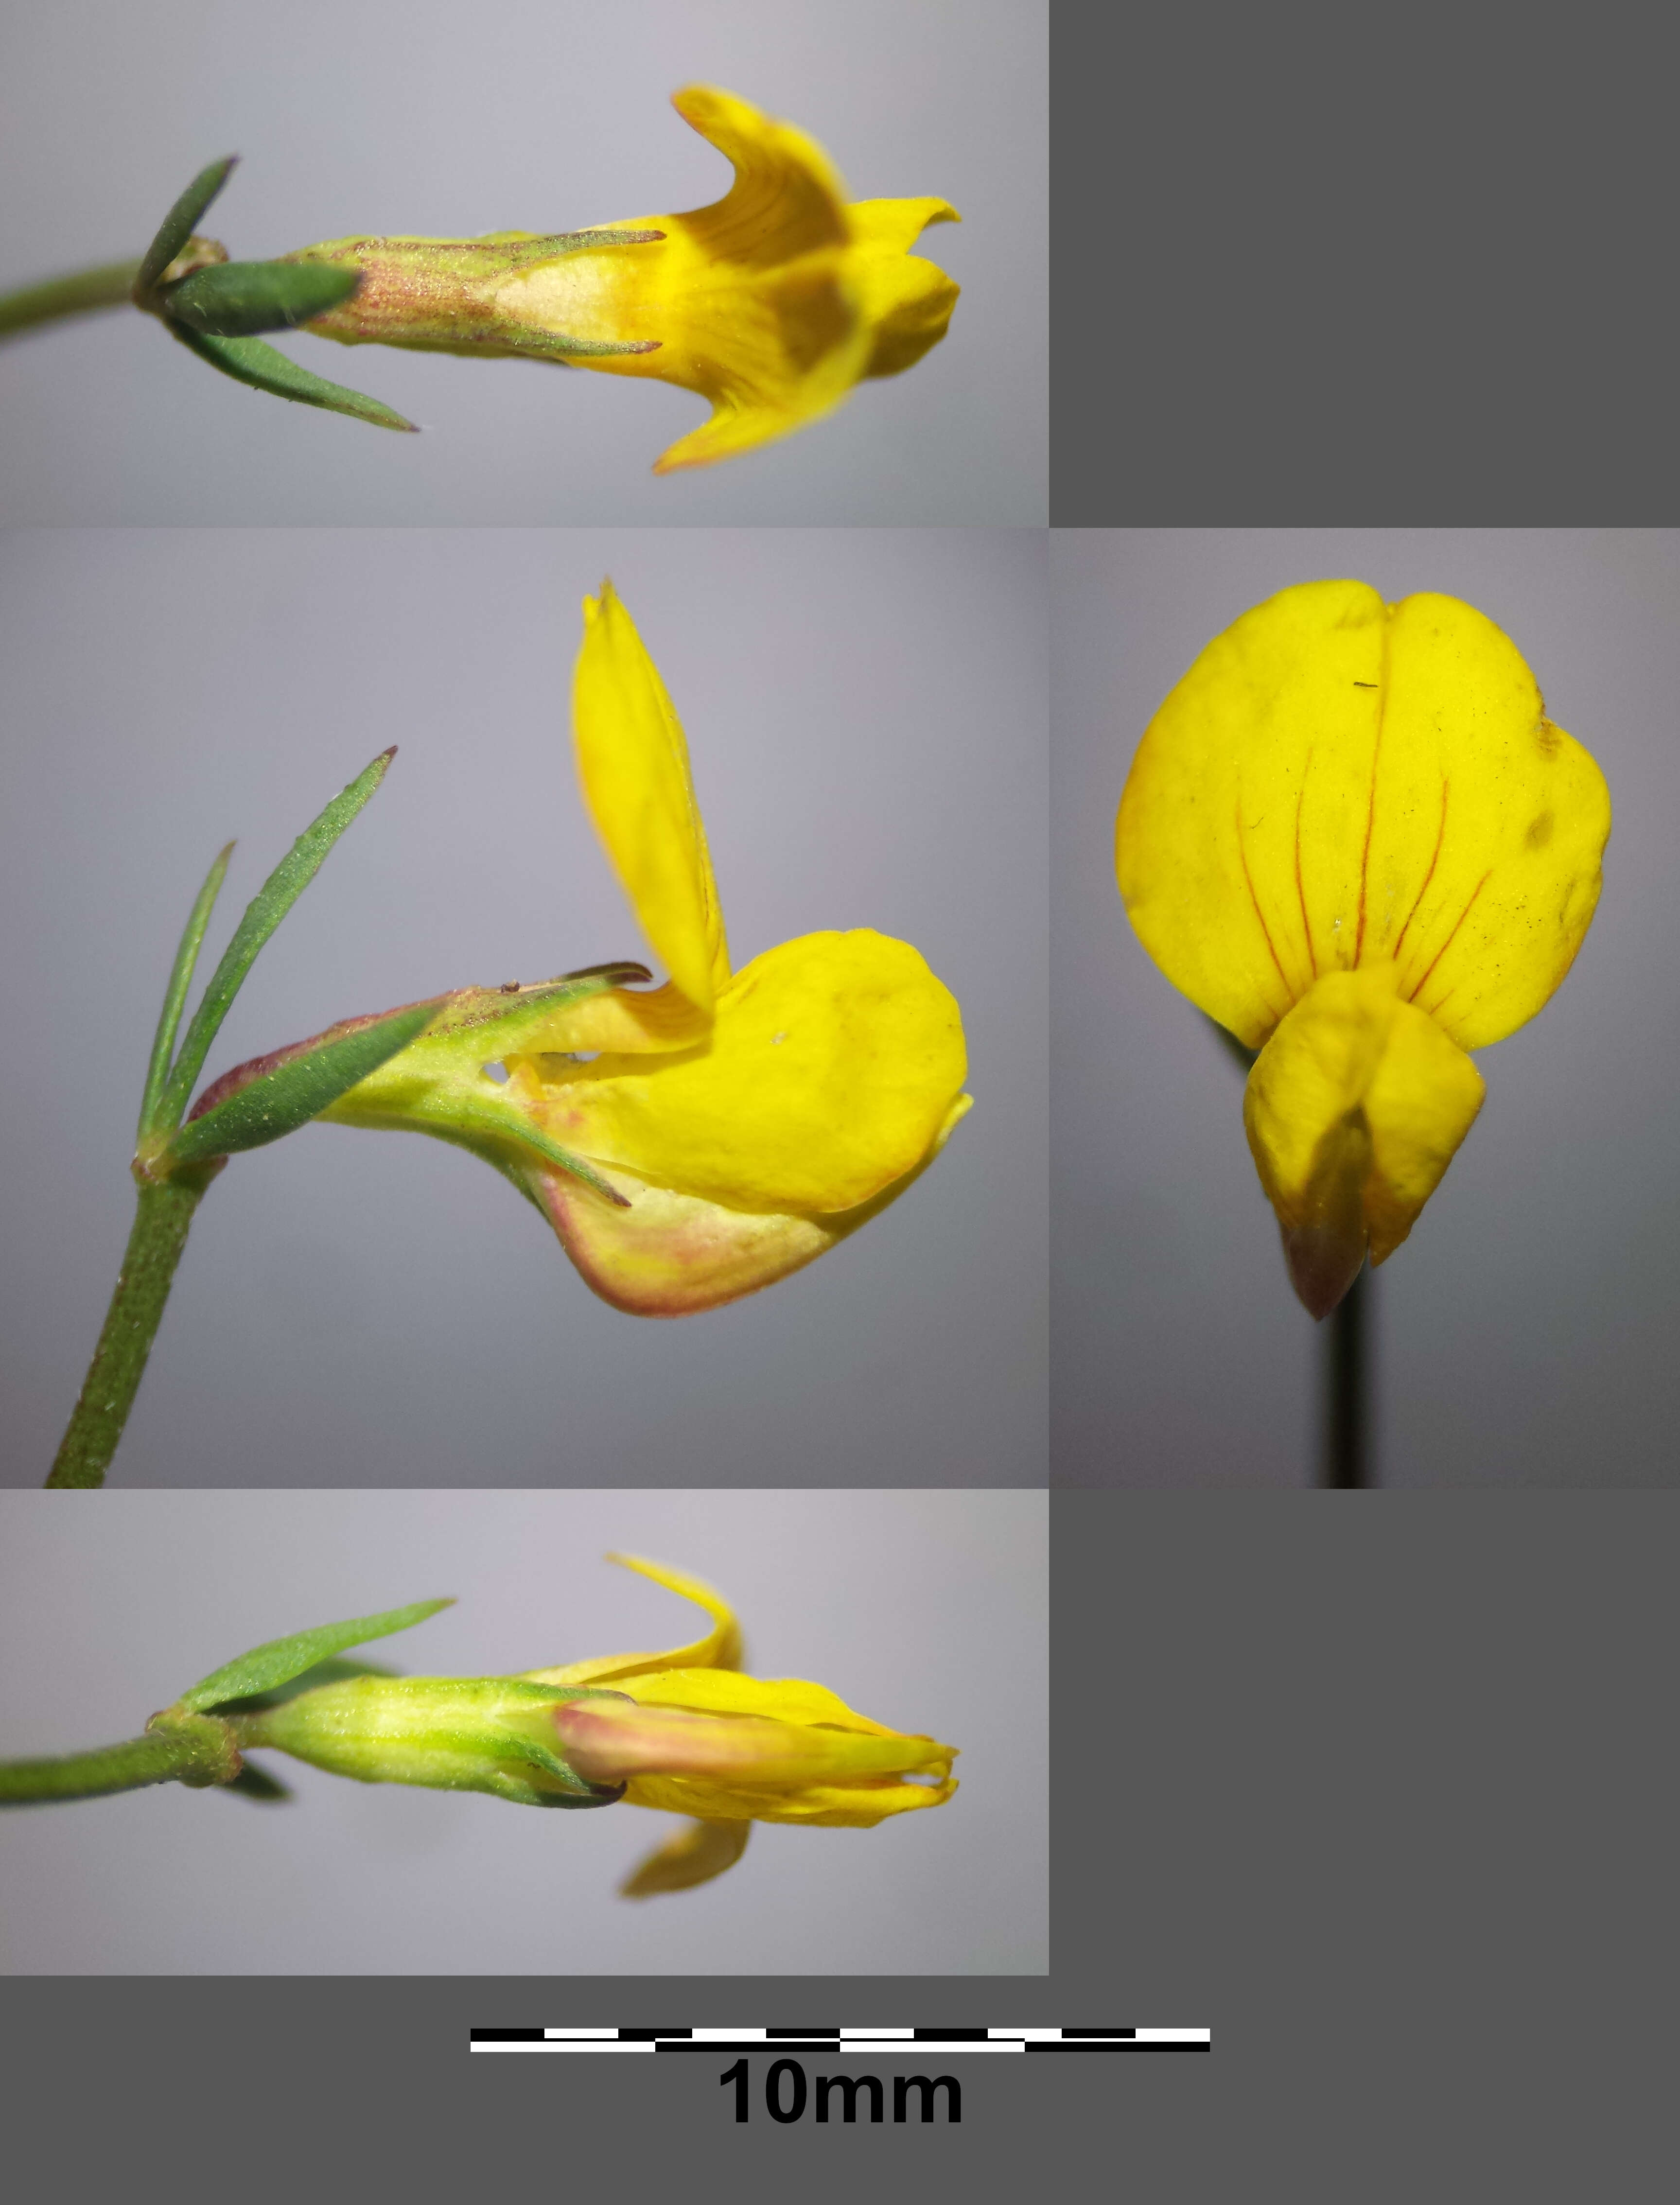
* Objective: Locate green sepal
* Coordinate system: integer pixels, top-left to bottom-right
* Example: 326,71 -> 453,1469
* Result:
160,258 -> 361,337
318,962 -> 657,1207
135,156 -> 239,296
166,321 -> 418,431
165,998 -> 438,1167
175,1598 -> 454,1714
157,750 -> 399,1132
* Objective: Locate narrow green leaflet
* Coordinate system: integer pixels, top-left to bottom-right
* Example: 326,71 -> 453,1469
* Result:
177,1599 -> 455,1714
157,749 -> 398,1130
206,1654 -> 402,1715
161,259 -> 360,337
167,322 -> 417,431
138,842 -> 234,1141
165,999 -> 438,1167
135,156 -> 239,296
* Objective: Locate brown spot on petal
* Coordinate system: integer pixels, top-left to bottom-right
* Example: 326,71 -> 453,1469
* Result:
1524,810 -> 1555,850
1534,718 -> 1563,758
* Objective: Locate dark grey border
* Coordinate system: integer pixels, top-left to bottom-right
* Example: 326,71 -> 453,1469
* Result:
1052,8 -> 1679,524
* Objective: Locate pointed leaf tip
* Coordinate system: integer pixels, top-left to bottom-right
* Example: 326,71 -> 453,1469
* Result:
177,1597 -> 456,1713
167,322 -> 420,431
137,156 -> 242,296
165,996 -> 438,1167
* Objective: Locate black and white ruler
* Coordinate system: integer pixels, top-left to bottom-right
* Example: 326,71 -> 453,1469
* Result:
471,2026 -> 1209,2054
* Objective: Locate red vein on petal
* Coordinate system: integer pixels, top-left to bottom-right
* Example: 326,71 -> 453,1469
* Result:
1409,870 -> 1491,1006
1392,776 -> 1450,971
1236,797 -> 1292,1000
1353,626 -> 1390,964
1295,750 -> 1317,980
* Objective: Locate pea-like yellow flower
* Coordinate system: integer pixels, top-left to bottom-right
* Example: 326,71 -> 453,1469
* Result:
1116,581 -> 1611,1316
235,1555 -> 958,1896
284,86 -> 960,472
525,1554 -> 959,1894
287,584 -> 970,1313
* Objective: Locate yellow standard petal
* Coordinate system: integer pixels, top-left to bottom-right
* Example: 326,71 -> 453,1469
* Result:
1116,581 -> 1611,1051
522,1554 -> 744,1688
573,583 -> 730,1015
1242,964 -> 1486,1316
510,86 -> 871,472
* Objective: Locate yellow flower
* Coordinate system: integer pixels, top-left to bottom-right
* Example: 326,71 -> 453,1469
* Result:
1116,581 -> 1611,1316
523,1555 -> 959,1895
286,86 -> 960,472
320,583 -> 971,1313
232,1555 -> 958,1898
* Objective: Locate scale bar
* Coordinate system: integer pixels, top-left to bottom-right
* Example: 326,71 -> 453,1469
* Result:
470,2027 -> 1209,2054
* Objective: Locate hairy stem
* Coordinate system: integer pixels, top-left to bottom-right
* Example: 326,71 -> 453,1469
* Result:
0,1715 -> 241,1804
46,1171 -> 219,1489
0,261 -> 142,340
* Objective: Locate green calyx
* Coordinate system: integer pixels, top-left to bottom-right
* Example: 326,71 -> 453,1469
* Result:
281,230 -> 666,361
312,963 -> 652,1208
128,155 -> 417,428
228,1678 -> 635,1807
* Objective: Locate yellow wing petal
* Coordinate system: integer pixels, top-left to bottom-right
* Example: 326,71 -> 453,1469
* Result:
619,1816 -> 751,1897
1242,966 -> 1485,1315
1360,995 -> 1487,1264
521,1554 -> 742,1686
622,1768 -> 958,1829
520,929 -> 969,1215
847,197 -> 962,378
574,583 -> 730,1015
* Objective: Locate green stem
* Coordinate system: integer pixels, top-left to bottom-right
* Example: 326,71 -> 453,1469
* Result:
1322,1266 -> 1371,1488
0,260 -> 142,340
46,1171 -> 220,1489
0,1715 -> 240,1803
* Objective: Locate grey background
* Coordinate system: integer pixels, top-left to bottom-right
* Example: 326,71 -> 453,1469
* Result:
0,1487 -> 1047,1974
1054,528 -> 1680,1487
0,527 -> 1047,1488
0,0 -> 1045,525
